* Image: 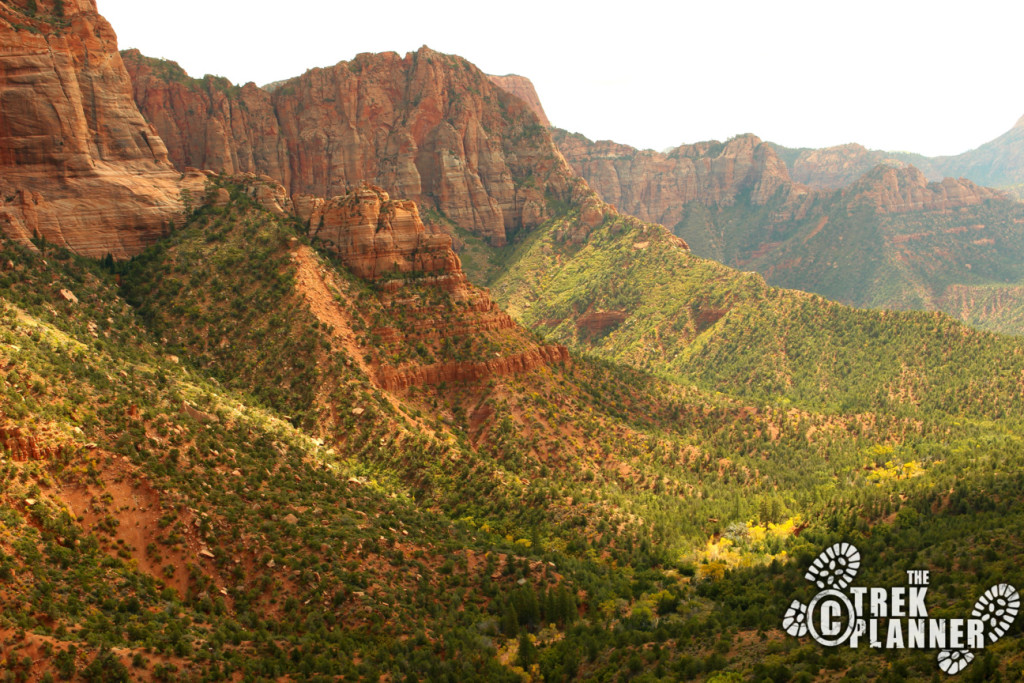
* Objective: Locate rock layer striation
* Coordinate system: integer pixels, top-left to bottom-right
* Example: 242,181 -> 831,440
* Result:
0,0 -> 200,257
125,48 -> 581,246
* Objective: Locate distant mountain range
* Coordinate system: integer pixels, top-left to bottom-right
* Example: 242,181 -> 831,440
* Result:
554,123 -> 1024,334
768,114 -> 1024,197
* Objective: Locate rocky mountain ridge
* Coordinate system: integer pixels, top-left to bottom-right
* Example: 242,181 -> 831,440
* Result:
774,143 -> 912,189
216,174 -> 569,392
553,127 -> 1024,331
487,74 -> 550,126
123,48 -> 581,246
929,115 -> 1024,192
843,164 -> 1005,214
0,0 -> 202,257
555,129 -> 1007,223
552,130 -> 807,229
773,114 -> 1024,196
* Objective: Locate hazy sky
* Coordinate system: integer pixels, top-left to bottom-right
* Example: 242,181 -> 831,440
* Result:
100,0 -> 1024,157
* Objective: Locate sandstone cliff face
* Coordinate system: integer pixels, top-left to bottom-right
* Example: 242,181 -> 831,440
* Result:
844,164 -> 1004,214
788,143 -> 907,189
554,129 -> 1004,231
376,345 -> 568,391
0,0 -> 200,257
281,182 -> 570,392
126,48 -> 581,246
295,184 -> 465,284
122,51 -> 290,185
487,74 -> 550,126
773,135 -> 1024,197
552,130 -> 800,229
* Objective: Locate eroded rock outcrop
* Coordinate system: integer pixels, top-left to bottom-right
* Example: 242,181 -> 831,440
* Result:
845,164 -> 1003,214
126,47 -> 581,246
122,50 -> 289,184
296,185 -> 466,285
553,131 -> 800,229
0,0 -> 200,257
788,143 -> 906,189
0,426 -> 63,461
275,177 -> 572,390
487,74 -> 550,126
575,310 -> 628,339
555,129 -> 1005,231
376,345 -> 569,391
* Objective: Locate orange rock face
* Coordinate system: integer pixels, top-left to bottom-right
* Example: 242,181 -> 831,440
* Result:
553,131 -> 798,229
296,185 -> 466,286
487,74 -> 551,126
0,425 -> 62,461
554,130 -> 1002,230
789,143 -> 903,189
844,164 -> 1003,214
0,0 -> 200,258
121,51 -> 290,185
285,188 -> 570,392
575,310 -> 628,339
126,47 -> 580,246
376,345 -> 569,392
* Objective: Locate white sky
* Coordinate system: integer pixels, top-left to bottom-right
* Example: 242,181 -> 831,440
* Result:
99,0 -> 1024,157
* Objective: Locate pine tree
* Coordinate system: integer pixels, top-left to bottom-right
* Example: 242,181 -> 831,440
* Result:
517,633 -> 536,669
500,603 -> 518,637
517,586 -> 540,628
558,586 -> 577,625
542,586 -> 556,624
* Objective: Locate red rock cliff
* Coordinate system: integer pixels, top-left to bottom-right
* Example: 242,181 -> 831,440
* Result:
122,51 -> 289,186
125,47 -> 581,246
487,74 -> 550,126
788,143 -> 909,189
0,0 -> 201,257
295,184 -> 466,285
552,130 -> 799,229
844,164 -> 1003,214
0,425 -> 63,461
279,181 -> 569,392
376,345 -> 568,392
554,129 -> 1003,231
